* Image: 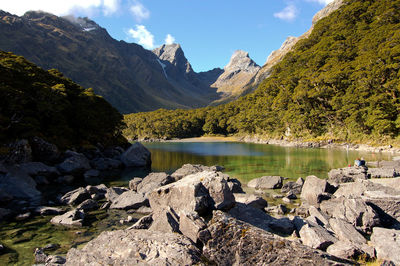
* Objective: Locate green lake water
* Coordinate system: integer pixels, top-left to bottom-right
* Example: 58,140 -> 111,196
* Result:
0,141 -> 393,265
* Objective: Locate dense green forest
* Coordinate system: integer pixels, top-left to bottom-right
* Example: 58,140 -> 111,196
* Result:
124,0 -> 400,145
0,51 -> 127,148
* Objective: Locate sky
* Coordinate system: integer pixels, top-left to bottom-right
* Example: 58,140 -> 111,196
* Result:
1,0 -> 333,72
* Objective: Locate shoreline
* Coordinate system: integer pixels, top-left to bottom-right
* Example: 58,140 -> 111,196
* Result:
141,135 -> 400,155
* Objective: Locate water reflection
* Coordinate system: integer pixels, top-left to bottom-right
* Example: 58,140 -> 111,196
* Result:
144,142 -> 392,183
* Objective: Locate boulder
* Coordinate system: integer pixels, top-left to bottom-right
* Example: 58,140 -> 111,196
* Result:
105,187 -> 129,202
86,184 -> 108,200
149,171 -> 233,216
201,210 -> 352,265
19,162 -> 59,178
77,199 -> 98,211
371,227 -> 400,265
320,197 -> 380,233
65,229 -> 201,265
247,176 -> 283,189
128,214 -> 153,230
50,209 -> 84,227
91,157 -> 122,171
233,193 -> 268,209
334,179 -> 400,225
328,166 -> 368,185
120,142 -> 151,168
60,187 -> 91,206
109,191 -> 149,210
57,151 -> 91,175
30,136 -> 60,164
268,217 -> 295,235
326,240 -> 374,260
300,175 -> 336,206
308,206 -> 330,226
281,179 -> 303,194
128,177 -> 142,191
136,172 -> 174,194
149,206 -> 180,233
171,164 -> 224,181
179,211 -> 207,243
329,218 -> 366,245
228,203 -> 272,231
299,219 -> 337,250
0,165 -> 41,201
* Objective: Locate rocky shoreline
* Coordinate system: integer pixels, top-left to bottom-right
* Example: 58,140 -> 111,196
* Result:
1,138 -> 400,265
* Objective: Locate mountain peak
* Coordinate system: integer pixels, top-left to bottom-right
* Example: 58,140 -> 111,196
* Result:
63,15 -> 101,32
153,43 -> 193,74
225,50 -> 260,74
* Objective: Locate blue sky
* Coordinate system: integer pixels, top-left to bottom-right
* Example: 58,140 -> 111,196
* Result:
1,0 -> 333,72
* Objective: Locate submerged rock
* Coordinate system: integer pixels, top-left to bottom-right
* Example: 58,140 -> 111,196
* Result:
65,229 -> 201,265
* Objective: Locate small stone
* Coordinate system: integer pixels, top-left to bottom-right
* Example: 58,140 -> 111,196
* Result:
34,248 -> 47,263
43,243 -> 60,251
282,197 -> 292,203
272,194 -> 284,199
45,255 -> 66,264
286,191 -> 297,199
15,212 -> 30,221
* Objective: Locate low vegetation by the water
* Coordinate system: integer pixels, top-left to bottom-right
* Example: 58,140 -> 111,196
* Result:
124,0 -> 400,146
0,51 -> 127,149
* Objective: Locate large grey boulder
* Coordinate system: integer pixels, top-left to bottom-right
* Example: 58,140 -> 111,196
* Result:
149,206 -> 180,233
228,203 -> 273,232
128,177 -> 142,191
120,142 -> 151,168
136,172 -> 174,194
19,162 -> 59,178
201,210 -> 352,265
233,193 -> 267,209
57,151 -> 90,174
281,178 -> 304,194
77,199 -> 98,211
60,187 -> 91,206
247,176 -> 283,189
0,165 -> 41,201
300,175 -> 335,206
326,240 -> 374,260
179,211 -> 207,243
299,219 -> 337,250
50,209 -> 84,227
170,163 -> 224,181
328,166 -> 368,185
320,197 -> 380,233
329,218 -> 366,245
65,229 -> 201,265
371,227 -> 400,265
105,187 -> 129,202
149,171 -> 234,216
109,191 -> 149,210
334,179 -> 400,225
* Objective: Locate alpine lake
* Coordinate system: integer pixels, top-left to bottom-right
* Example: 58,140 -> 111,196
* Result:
0,141 -> 393,265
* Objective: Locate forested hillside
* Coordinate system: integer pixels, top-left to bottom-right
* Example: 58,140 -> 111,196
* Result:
124,0 -> 400,144
0,51 -> 126,148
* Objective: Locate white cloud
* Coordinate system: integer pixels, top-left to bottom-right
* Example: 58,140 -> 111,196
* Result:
0,0 -> 120,16
127,25 -> 155,49
306,0 -> 334,5
165,34 -> 175,45
129,0 -> 150,22
274,4 -> 298,21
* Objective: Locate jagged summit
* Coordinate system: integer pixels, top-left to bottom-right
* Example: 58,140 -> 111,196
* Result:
153,43 -> 193,74
224,50 -> 260,74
